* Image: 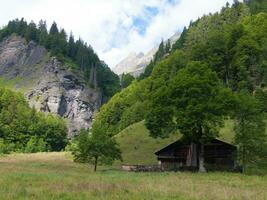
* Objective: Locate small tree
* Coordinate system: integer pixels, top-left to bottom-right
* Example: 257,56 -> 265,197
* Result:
72,127 -> 122,171
234,91 -> 267,173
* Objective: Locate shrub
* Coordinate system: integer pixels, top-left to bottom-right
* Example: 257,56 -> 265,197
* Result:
0,139 -> 15,154
24,136 -> 47,153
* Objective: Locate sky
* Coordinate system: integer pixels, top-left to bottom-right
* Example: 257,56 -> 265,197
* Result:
0,0 -> 237,68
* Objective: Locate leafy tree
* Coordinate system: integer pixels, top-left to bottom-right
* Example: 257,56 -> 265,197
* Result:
245,0 -> 267,14
234,92 -> 267,173
92,80 -> 148,136
255,88 -> 267,113
72,127 -> 121,171
145,62 -> 235,172
0,139 -> 15,154
0,88 -> 67,152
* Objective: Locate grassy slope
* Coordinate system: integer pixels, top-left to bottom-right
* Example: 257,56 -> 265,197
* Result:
0,53 -> 50,93
115,121 -> 180,165
116,120 -> 235,165
0,152 -> 267,200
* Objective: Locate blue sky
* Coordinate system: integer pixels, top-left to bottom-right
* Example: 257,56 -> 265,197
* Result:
0,0 -> 237,68
132,6 -> 161,36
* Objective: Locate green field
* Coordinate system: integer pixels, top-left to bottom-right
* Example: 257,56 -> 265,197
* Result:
0,121 -> 265,200
0,152 -> 267,200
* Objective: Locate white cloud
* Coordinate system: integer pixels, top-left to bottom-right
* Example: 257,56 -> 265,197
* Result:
0,0 -> 236,68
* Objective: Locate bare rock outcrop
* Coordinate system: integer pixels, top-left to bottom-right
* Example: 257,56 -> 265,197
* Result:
0,35 -> 101,137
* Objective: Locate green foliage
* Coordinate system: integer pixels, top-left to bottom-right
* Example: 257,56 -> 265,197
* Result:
0,88 -> 67,153
24,136 -> 47,153
185,7 -> 267,92
72,127 -> 122,171
121,73 -> 135,89
92,80 -> 148,136
172,26 -> 188,51
146,62 -> 235,140
139,38 -> 172,79
245,0 -> 267,14
0,18 -> 120,100
255,88 -> 267,113
234,92 -> 267,173
85,2 -> 267,173
0,139 -> 15,154
96,62 -> 120,101
184,3 -> 250,52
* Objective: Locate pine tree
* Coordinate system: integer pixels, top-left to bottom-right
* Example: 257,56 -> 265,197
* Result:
67,32 -> 76,58
49,22 -> 59,35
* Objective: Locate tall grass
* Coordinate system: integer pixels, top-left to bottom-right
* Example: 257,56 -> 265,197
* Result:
0,152 -> 266,200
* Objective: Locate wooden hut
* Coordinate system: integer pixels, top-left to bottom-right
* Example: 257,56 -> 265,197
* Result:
155,138 -> 237,171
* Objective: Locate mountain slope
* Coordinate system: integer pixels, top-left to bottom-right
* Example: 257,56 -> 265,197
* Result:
113,32 -> 180,77
0,18 -> 121,136
113,48 -> 157,77
92,2 -> 267,138
0,35 -> 100,136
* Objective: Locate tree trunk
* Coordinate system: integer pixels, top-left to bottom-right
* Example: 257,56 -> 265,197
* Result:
242,146 -> 246,174
198,143 -> 206,173
94,156 -> 98,172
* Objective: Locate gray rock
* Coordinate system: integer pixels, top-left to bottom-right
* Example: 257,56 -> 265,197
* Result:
0,35 -> 101,137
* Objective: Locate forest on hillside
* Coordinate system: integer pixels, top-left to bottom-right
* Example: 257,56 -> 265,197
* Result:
81,0 -> 267,173
0,0 -> 266,174
0,19 -> 120,100
0,1 -> 267,199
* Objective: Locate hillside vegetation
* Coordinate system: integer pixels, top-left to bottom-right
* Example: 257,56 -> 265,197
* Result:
93,1 -> 267,136
0,19 -> 120,100
0,88 -> 67,153
88,1 -> 267,173
0,152 -> 267,200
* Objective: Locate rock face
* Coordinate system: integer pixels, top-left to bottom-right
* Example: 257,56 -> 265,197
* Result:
113,32 -> 180,77
113,48 -> 157,77
0,35 -> 101,137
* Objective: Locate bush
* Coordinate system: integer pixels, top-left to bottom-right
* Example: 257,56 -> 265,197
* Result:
64,139 -> 78,152
24,136 -> 47,153
0,139 -> 15,154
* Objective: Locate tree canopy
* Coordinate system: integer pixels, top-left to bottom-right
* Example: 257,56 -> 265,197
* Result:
145,62 -> 235,171
0,88 -> 67,153
72,126 -> 121,171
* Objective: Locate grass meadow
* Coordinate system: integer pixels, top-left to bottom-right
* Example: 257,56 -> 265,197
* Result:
0,152 -> 267,200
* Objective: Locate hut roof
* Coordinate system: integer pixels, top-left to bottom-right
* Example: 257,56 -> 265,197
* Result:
155,138 -> 236,156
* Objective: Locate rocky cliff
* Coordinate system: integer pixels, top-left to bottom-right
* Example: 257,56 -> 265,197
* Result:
113,32 -> 180,77
0,35 -> 101,136
113,48 -> 157,77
